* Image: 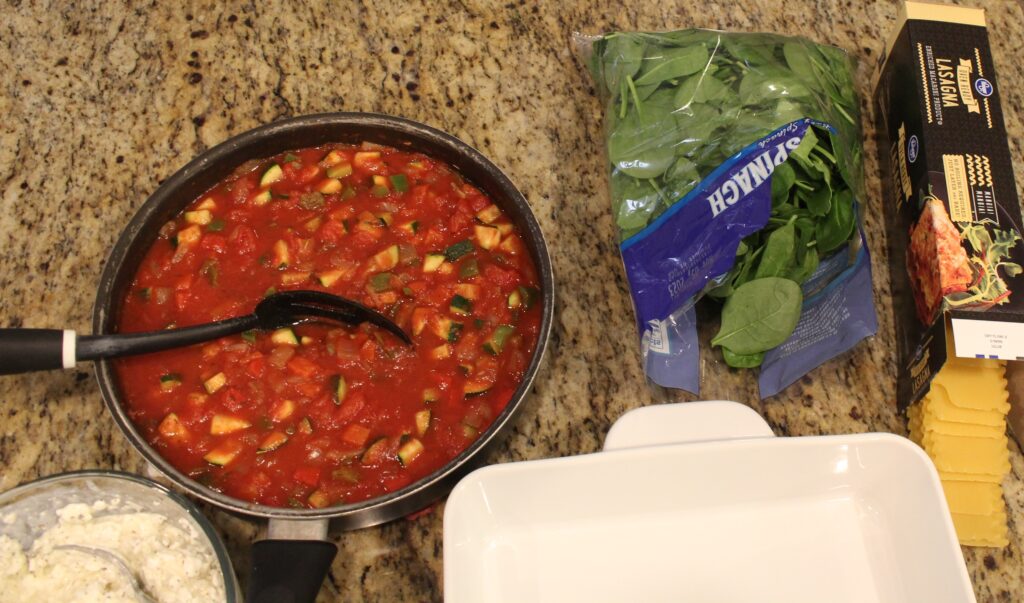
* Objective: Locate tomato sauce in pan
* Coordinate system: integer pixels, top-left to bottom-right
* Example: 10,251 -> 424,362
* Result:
115,143 -> 541,509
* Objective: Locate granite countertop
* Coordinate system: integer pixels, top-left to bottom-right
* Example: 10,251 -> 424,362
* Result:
1,0 -> 1022,600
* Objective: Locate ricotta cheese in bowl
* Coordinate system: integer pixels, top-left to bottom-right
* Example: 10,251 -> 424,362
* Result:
0,471 -> 239,602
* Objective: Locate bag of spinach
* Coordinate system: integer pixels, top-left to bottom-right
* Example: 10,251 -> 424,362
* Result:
582,29 -> 877,397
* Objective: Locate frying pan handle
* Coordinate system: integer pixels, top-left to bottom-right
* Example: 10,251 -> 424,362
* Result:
0,329 -> 76,375
246,539 -> 338,603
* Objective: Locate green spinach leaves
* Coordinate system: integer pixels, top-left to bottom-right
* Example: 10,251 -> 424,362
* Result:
590,30 -> 864,367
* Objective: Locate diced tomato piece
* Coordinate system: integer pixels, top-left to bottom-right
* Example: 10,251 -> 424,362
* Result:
295,380 -> 322,398
200,234 -> 228,254
334,391 -> 366,425
222,387 -> 247,411
174,289 -> 191,311
297,164 -> 322,184
448,210 -> 473,234
230,178 -> 255,204
483,264 -> 518,288
340,423 -> 371,447
229,225 -> 258,256
317,220 -> 347,246
359,340 -> 377,362
246,356 -> 266,378
286,356 -> 319,378
293,467 -> 321,487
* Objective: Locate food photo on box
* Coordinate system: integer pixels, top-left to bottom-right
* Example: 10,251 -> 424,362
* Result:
0,1 -> 1022,602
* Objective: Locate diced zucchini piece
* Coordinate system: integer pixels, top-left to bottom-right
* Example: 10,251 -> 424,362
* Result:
415,410 -> 431,436
332,466 -> 360,484
507,289 -> 522,309
270,327 -> 299,346
361,437 -> 390,465
300,335 -> 314,346
184,209 -> 213,225
399,220 -> 419,234
353,150 -> 381,168
321,150 -> 345,167
476,204 -> 501,223
331,374 -> 347,406
423,254 -> 446,273
464,379 -> 492,396
260,164 -> 284,187
494,221 -> 514,236
372,245 -> 399,270
461,423 -> 479,439
272,240 -> 290,268
450,294 -> 472,316
298,416 -> 314,435
371,184 -> 389,198
520,286 -> 539,309
484,325 -> 515,355
431,316 -> 453,340
317,178 -> 342,194
474,224 -> 501,250
204,443 -> 240,466
316,269 -> 346,288
498,234 -> 523,255
210,414 -> 251,435
454,283 -> 480,300
208,218 -> 226,232
203,372 -> 227,394
390,174 -> 408,192
376,212 -> 393,227
411,307 -> 431,336
369,272 -> 393,292
307,490 -> 331,509
372,175 -> 389,187
252,189 -> 273,206
422,388 -> 440,403
459,258 -> 479,279
280,271 -> 311,285
447,321 -> 463,342
458,363 -> 473,375
283,153 -> 301,163
430,344 -> 451,360
159,373 -> 182,392
158,413 -> 186,439
304,217 -> 323,233
241,330 -> 258,344
397,437 -> 424,466
175,225 -> 202,246
196,197 -> 217,210
135,287 -> 151,301
258,432 -> 289,452
187,392 -> 208,405
326,163 -> 353,179
271,399 -> 296,421
444,239 -> 474,262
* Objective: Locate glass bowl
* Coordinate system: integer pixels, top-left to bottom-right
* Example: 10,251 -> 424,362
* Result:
0,470 -> 241,602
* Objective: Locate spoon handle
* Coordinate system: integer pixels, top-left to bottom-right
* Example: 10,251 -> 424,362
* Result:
77,314 -> 259,361
0,315 -> 258,375
0,329 -> 75,375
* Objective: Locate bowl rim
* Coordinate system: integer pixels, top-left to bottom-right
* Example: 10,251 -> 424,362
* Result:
0,469 -> 240,602
91,112 -> 555,522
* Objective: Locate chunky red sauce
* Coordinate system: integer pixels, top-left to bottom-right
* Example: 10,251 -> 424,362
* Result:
115,143 -> 541,509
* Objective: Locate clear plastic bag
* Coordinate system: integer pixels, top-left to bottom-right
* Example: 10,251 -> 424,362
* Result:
580,29 -> 877,397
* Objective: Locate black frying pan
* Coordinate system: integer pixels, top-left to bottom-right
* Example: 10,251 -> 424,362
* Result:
90,113 -> 555,602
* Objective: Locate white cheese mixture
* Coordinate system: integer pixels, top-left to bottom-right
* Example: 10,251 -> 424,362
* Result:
0,501 -> 224,603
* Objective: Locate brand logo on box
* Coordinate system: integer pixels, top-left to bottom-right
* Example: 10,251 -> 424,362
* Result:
975,78 -> 994,97
908,135 -> 919,163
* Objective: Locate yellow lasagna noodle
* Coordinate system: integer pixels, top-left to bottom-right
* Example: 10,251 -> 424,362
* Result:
924,433 -> 1010,475
940,480 -> 1004,516
951,511 -> 1009,548
922,383 -> 1006,427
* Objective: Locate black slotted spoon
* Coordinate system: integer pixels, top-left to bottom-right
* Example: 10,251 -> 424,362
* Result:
0,290 -> 411,375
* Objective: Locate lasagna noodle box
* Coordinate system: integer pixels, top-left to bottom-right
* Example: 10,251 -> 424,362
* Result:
872,0 -> 1024,431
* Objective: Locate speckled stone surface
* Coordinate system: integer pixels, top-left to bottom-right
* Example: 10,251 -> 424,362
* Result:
1,0 -> 1022,600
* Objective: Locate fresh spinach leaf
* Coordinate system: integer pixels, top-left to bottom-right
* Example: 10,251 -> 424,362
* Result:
711,277 -> 803,355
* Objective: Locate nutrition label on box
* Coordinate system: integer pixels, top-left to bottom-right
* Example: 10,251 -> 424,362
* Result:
951,318 -> 1024,360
